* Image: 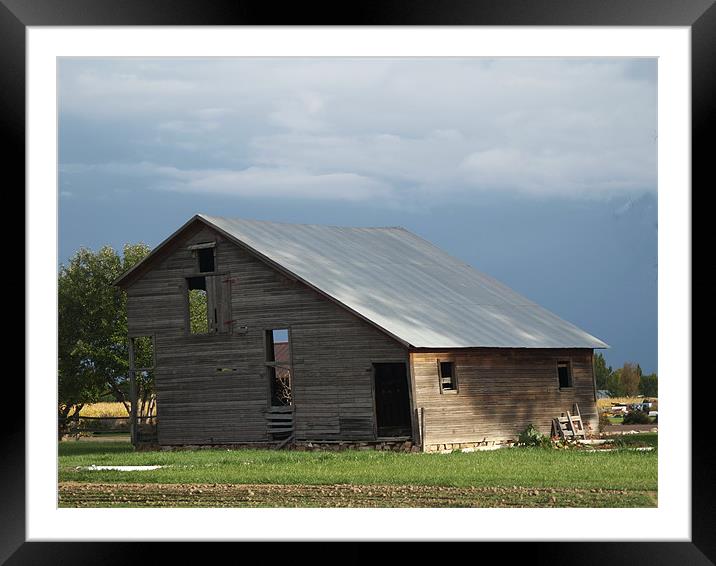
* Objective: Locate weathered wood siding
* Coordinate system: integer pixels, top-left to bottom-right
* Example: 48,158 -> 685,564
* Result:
126,221 -> 407,445
411,349 -> 598,448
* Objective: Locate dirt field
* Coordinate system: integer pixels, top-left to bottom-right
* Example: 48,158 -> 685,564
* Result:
58,482 -> 656,508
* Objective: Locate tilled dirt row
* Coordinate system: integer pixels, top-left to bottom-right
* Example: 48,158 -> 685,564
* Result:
59,482 -> 656,508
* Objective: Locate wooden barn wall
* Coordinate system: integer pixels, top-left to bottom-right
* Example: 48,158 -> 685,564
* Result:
411,349 -> 598,447
126,222 -> 407,445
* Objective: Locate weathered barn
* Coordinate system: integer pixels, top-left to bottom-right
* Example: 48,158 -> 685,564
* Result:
115,214 -> 608,451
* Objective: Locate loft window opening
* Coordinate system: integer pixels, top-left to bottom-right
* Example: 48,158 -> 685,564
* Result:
438,360 -> 457,393
557,361 -> 573,389
265,328 -> 293,406
197,247 -> 215,273
188,242 -> 216,273
186,274 -> 232,335
187,276 -> 208,334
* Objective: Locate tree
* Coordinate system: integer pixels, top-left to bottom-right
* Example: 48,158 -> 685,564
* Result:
188,289 -> 208,334
58,243 -> 151,434
620,362 -> 641,397
593,352 -> 612,390
639,373 -> 658,397
606,368 -> 624,397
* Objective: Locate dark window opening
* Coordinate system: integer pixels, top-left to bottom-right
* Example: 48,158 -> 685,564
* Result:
557,361 -> 573,388
187,276 -> 206,291
266,329 -> 292,406
438,361 -> 457,393
197,247 -> 215,273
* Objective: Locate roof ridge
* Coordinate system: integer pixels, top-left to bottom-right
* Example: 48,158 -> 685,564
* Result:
198,213 -> 406,231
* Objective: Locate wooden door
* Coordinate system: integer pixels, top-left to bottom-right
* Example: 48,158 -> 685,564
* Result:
374,363 -> 412,438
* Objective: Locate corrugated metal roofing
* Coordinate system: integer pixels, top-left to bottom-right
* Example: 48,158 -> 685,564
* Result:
200,214 -> 608,350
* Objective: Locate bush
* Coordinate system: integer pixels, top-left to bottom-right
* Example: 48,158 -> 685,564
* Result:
517,424 -> 551,448
622,410 -> 652,425
598,412 -> 611,429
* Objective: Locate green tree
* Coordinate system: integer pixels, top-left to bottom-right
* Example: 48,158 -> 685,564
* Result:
606,368 -> 624,397
593,352 -> 613,390
58,243 -> 151,435
620,362 -> 641,397
639,373 -> 658,397
188,289 -> 208,334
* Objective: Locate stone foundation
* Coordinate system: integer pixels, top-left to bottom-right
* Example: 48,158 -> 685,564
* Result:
293,440 -> 416,452
137,439 -> 418,452
424,439 -> 515,453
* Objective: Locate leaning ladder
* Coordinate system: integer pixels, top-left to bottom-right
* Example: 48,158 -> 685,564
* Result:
551,403 -> 586,440
266,405 -> 294,441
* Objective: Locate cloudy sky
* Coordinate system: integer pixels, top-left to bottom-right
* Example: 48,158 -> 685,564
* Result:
58,57 -> 658,373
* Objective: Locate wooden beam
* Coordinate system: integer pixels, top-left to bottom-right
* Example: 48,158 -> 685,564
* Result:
187,242 -> 216,250
128,337 -> 138,447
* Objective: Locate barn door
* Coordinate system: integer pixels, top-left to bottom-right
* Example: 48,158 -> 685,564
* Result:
206,274 -> 232,333
373,363 -> 412,438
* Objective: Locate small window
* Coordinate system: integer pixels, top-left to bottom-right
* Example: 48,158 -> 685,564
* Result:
557,361 -> 573,389
438,360 -> 457,393
188,242 -> 217,273
197,247 -> 215,273
265,329 -> 293,406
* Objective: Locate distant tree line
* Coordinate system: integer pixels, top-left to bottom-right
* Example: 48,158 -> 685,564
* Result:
593,352 -> 658,397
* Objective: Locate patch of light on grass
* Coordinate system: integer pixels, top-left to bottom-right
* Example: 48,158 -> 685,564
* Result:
79,465 -> 163,471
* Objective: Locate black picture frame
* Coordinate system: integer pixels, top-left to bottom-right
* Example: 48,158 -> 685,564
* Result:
7,1 -> 708,564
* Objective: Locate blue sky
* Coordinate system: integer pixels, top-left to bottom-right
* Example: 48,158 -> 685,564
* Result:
58,57 -> 657,373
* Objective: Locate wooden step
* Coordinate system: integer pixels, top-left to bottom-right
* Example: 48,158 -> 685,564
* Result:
266,405 -> 295,438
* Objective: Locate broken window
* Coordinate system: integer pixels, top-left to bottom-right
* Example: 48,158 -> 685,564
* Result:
265,329 -> 293,406
557,361 -> 573,389
438,360 -> 457,393
186,274 -> 232,335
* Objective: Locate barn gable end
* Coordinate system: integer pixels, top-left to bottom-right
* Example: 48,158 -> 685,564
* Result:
123,219 -> 408,445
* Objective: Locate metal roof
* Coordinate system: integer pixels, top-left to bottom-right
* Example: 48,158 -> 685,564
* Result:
200,214 -> 608,350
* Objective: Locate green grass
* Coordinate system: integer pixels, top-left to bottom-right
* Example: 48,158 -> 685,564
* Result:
610,432 -> 658,448
606,415 -> 657,425
59,441 -> 657,491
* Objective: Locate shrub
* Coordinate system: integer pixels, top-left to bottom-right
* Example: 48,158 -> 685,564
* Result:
598,412 -> 611,429
517,424 -> 551,448
622,410 -> 652,425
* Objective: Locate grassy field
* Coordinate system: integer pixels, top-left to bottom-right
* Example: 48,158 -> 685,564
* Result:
78,402 -> 129,418
606,415 -> 657,425
58,437 -> 657,508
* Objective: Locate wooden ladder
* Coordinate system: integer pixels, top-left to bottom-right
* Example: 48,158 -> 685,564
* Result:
266,405 -> 294,441
551,403 -> 586,440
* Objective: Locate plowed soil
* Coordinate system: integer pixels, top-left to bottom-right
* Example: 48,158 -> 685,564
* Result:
58,482 -> 656,508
